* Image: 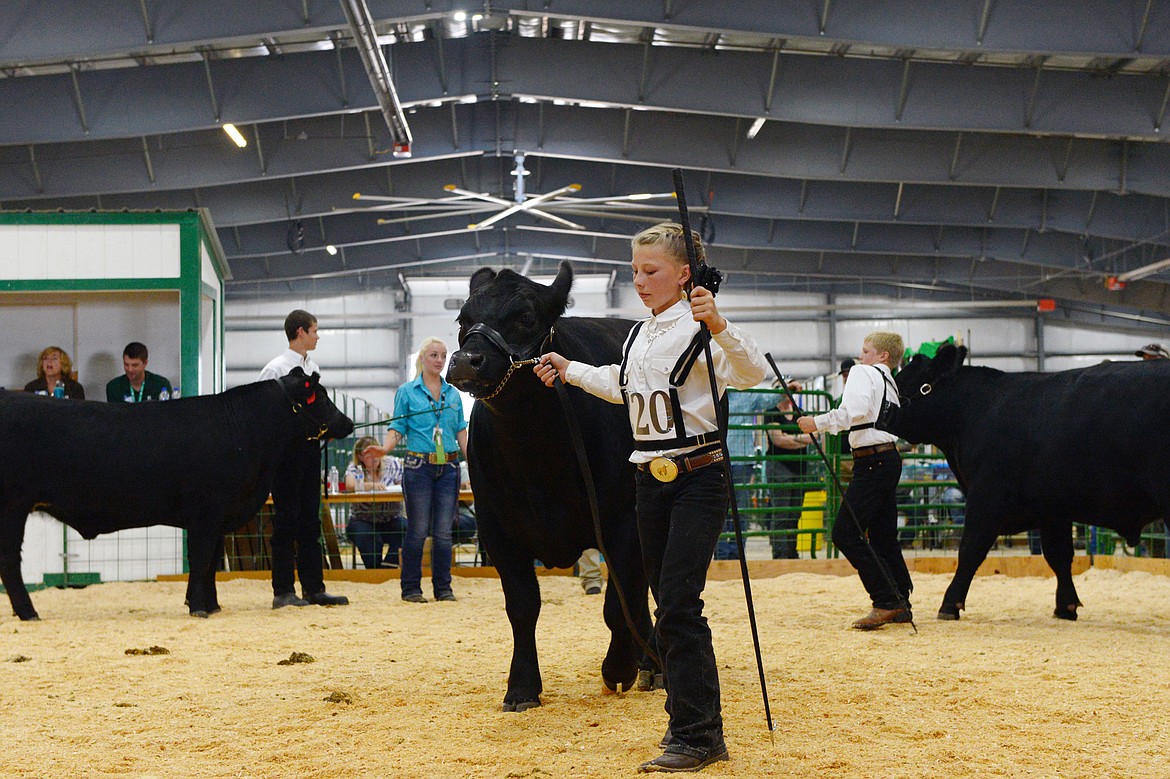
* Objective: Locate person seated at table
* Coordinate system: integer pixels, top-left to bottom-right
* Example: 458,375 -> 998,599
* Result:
344,435 -> 406,570
106,341 -> 173,403
24,346 -> 85,399
453,500 -> 477,546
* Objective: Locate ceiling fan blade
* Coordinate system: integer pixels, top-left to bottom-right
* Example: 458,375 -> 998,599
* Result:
543,192 -> 677,206
352,191 -> 483,208
444,185 -> 512,207
548,207 -> 689,224
470,183 -> 582,229
549,202 -> 707,213
523,208 -> 585,230
376,205 -> 501,226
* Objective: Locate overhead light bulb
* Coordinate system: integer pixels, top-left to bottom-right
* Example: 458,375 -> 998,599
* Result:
222,123 -> 247,148
453,11 -> 467,21
326,244 -> 338,256
746,117 -> 766,140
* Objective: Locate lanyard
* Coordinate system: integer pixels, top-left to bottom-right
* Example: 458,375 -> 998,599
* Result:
427,385 -> 448,463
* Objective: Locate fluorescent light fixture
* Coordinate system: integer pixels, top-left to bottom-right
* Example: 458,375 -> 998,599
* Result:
325,244 -> 338,255
746,117 -> 766,140
453,10 -> 467,21
1117,256 -> 1170,282
222,123 -> 247,148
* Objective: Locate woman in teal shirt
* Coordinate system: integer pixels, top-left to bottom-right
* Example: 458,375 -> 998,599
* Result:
368,337 -> 468,603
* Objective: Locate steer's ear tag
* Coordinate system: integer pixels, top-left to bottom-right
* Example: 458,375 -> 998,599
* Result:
306,392 -> 316,404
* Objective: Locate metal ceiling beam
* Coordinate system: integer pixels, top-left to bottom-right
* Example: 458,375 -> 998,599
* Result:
9,140 -> 1170,246
7,1 -> 1170,66
8,103 -> 1170,207
4,35 -> 1170,147
219,225 -> 1170,315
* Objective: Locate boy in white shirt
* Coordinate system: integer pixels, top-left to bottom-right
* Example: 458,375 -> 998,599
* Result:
798,332 -> 913,629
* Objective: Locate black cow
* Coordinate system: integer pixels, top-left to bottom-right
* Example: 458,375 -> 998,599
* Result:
892,344 -> 1170,620
0,369 -> 353,620
447,261 -> 653,712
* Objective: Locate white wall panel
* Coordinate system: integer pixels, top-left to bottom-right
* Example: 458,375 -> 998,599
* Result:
201,241 -> 221,294
977,357 -> 1034,372
0,224 -> 181,279
1041,323 -> 1155,357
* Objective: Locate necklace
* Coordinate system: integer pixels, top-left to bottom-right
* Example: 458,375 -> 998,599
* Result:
645,317 -> 680,343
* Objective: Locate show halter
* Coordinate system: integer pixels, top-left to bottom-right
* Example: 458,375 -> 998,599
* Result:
276,376 -> 333,441
459,322 -> 545,401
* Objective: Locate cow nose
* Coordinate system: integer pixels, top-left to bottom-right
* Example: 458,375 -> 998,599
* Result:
451,351 -> 484,371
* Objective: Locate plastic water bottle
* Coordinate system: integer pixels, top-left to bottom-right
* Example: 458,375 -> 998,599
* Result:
159,387 -> 170,401
354,468 -> 365,492
172,386 -> 180,400
53,384 -> 64,399
328,466 -> 340,493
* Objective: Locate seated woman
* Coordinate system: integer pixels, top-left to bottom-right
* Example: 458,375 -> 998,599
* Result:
344,435 -> 406,570
24,346 -> 85,399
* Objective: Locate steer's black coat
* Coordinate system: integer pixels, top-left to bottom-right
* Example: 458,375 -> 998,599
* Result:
893,344 -> 1170,620
447,261 -> 652,711
0,369 -> 353,620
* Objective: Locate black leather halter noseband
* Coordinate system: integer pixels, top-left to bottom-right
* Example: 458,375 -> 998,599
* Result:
461,322 -> 553,401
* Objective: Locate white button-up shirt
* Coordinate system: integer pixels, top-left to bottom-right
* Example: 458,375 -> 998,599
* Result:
564,300 -> 768,463
258,348 -> 320,381
811,362 -> 899,449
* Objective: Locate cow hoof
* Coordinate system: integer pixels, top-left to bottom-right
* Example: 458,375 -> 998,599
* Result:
602,671 -> 637,694
633,669 -> 664,691
937,607 -> 961,621
17,613 -> 40,622
189,610 -> 210,619
502,699 -> 541,713
1054,606 -> 1079,621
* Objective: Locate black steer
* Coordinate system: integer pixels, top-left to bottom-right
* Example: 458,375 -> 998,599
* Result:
892,344 -> 1170,620
0,369 -> 353,620
447,261 -> 653,712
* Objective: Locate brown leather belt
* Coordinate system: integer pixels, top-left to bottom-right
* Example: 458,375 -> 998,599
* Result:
637,447 -> 724,482
851,442 -> 897,459
406,451 -> 459,465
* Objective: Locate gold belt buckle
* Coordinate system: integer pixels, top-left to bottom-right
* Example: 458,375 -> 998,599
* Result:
648,457 -> 679,483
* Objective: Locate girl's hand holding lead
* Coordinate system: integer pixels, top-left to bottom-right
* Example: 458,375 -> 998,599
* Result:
534,353 -> 569,387
689,286 -> 727,334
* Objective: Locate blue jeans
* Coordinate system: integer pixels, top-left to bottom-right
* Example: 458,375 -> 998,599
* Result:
401,459 -> 460,597
346,515 -> 405,570
637,466 -> 728,761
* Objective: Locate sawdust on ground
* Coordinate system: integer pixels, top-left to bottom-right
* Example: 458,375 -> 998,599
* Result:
2,568 -> 1168,778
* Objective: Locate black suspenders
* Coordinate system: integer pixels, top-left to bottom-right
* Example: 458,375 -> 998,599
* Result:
621,324 -> 721,451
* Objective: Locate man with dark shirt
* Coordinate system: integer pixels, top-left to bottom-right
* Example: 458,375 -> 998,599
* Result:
106,342 -> 173,403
